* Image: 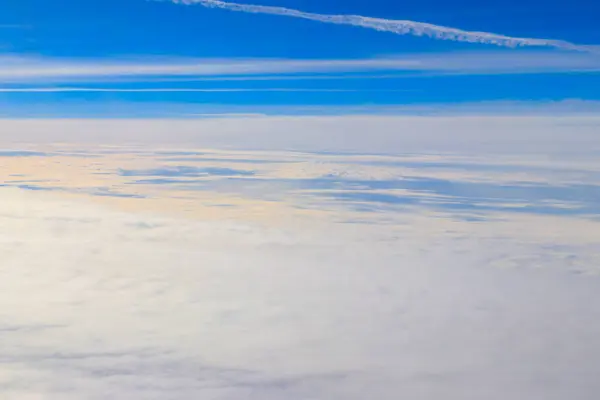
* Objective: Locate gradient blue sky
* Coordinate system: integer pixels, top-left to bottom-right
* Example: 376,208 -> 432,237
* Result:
1,0 -> 599,117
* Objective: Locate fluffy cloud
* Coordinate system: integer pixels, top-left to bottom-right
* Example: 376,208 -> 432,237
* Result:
1,116 -> 600,398
1,186 -> 600,399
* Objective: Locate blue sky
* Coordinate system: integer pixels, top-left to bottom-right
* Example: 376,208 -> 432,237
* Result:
1,0 -> 599,117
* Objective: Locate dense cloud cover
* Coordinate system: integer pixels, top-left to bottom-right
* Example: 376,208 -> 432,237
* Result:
1,117 -> 600,399
1,186 -> 600,399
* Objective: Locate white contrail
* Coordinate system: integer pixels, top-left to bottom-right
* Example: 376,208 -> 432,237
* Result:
168,0 -> 595,53
0,87 -> 403,92
2,51 -> 598,83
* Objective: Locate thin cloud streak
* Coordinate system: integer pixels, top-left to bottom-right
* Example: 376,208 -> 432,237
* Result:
0,87 -> 406,93
0,57 -> 418,81
0,51 -> 599,83
170,0 -> 597,52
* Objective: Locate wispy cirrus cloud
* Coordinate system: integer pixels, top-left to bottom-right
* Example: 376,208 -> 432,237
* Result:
167,0 -> 598,53
0,51 -> 598,84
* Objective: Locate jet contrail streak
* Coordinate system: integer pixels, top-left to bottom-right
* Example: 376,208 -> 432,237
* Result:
168,0 -> 595,53
0,87 -> 403,92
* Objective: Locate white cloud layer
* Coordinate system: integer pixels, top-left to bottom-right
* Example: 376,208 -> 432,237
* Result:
1,114 -> 600,398
2,116 -> 599,156
1,186 -> 600,399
